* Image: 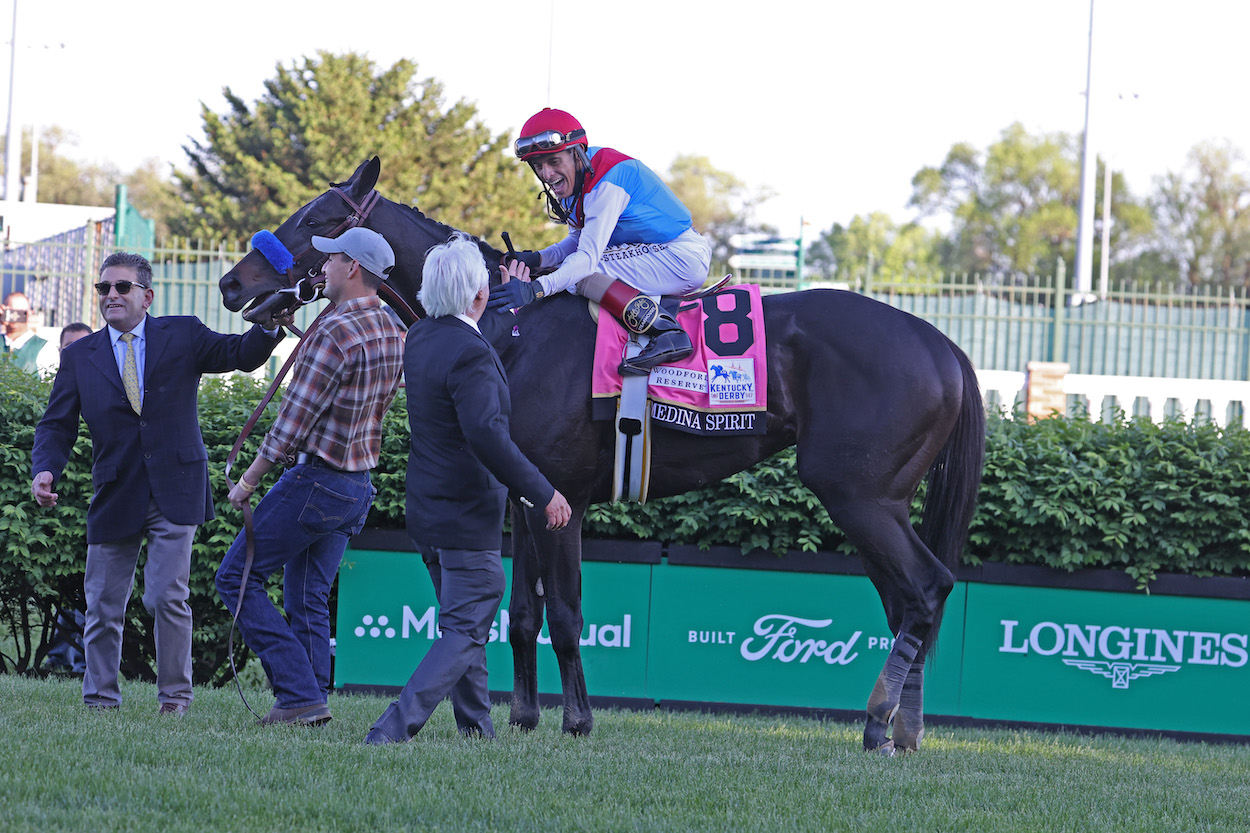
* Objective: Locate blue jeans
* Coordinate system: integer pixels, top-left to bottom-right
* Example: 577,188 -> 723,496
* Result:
216,464 -> 374,709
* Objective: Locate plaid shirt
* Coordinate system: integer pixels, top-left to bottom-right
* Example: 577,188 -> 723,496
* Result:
258,296 -> 405,471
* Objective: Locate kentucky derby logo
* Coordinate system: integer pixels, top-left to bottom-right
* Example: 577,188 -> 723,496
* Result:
707,359 -> 757,406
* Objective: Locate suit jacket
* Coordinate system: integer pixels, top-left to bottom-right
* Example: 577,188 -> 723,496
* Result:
404,315 -> 555,550
31,315 -> 282,543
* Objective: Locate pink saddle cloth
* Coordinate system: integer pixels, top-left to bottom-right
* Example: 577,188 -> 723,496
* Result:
591,285 -> 768,436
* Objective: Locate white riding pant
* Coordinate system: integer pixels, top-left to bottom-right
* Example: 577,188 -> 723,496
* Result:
574,228 -> 711,297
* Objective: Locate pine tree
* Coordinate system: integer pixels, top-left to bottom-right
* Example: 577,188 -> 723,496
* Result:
172,51 -> 558,249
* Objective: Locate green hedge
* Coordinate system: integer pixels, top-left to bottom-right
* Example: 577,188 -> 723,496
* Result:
3,357 -> 1248,683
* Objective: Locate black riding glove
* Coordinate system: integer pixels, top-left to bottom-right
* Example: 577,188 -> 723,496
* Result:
487,279 -> 543,312
504,250 -> 543,271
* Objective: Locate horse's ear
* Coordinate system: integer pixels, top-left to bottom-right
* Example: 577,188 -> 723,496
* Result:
354,156 -> 381,196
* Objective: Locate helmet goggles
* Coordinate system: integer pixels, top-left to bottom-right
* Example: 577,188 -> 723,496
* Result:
515,128 -> 587,160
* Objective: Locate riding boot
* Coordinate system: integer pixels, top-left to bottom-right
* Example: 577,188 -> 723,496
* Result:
599,279 -> 693,376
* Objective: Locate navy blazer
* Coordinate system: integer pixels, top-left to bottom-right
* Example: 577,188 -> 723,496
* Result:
31,315 -> 282,544
404,315 -> 555,550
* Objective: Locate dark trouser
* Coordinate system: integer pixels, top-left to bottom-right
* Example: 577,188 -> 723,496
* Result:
369,544 -> 505,740
216,464 -> 373,709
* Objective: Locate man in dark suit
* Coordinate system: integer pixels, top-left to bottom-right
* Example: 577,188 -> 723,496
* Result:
365,233 -> 571,745
31,252 -> 284,715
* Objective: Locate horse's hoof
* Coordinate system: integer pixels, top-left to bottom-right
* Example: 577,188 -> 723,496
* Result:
508,703 -> 540,732
562,713 -> 594,736
868,740 -> 896,757
863,718 -> 890,752
892,728 -> 924,753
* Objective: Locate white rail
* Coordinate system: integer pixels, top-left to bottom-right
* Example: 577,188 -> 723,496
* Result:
974,369 -> 1250,426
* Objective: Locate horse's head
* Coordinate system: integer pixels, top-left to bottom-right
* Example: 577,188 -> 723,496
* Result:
219,156 -> 383,323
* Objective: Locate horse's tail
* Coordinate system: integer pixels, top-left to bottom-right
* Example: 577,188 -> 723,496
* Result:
919,340 -> 986,602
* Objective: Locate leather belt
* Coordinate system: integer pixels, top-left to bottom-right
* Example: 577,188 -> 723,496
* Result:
295,452 -> 345,471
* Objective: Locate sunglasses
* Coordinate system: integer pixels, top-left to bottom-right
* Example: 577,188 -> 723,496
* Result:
514,128 -> 585,159
93,280 -> 149,296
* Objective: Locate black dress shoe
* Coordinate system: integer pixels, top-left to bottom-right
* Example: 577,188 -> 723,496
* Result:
158,702 -> 189,717
364,727 -> 402,745
85,703 -> 119,712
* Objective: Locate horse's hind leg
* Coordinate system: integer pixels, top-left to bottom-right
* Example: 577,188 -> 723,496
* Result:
821,498 -> 954,755
507,504 -> 545,731
860,561 -> 932,754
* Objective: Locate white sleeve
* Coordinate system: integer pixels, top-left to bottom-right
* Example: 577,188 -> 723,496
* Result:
36,337 -> 60,376
537,182 -> 630,296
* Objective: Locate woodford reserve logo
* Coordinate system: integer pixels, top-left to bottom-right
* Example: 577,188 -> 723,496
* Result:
1000,619 -> 1248,689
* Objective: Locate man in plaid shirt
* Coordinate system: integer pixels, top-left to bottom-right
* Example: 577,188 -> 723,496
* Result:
215,227 -> 405,727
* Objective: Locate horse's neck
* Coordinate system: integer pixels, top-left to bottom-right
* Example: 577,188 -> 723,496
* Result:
374,198 -> 501,297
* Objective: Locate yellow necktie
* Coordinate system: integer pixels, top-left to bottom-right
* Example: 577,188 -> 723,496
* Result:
120,332 -> 141,414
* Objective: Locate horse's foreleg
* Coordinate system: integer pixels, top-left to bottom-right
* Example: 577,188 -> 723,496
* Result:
546,595 -> 593,736
542,520 -> 593,736
863,631 -> 922,755
506,506 -> 544,731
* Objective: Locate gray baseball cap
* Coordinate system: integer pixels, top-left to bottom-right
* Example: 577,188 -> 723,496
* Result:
312,227 -> 395,279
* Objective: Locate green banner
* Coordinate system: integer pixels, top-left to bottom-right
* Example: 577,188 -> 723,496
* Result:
334,549 -> 650,698
960,583 -> 1250,734
647,565 -> 963,712
334,546 -> 1250,736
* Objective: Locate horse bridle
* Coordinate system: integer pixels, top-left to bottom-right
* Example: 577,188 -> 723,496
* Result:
267,186 -> 384,308
267,185 -> 420,325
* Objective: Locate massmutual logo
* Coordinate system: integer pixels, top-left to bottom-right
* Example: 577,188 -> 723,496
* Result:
353,607 -> 633,648
999,619 -> 1248,690
687,613 -> 899,666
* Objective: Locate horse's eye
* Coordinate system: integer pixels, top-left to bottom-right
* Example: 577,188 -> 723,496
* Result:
304,218 -> 320,228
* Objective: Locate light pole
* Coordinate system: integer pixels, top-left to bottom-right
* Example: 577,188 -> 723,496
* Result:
1073,0 -> 1098,306
4,0 -> 19,203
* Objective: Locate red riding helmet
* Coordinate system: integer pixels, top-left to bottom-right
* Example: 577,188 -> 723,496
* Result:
515,108 -> 588,161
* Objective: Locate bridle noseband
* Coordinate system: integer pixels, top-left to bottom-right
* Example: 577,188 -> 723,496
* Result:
270,186 -> 384,306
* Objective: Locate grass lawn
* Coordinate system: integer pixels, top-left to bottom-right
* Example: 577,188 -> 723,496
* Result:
2,674 -> 1246,832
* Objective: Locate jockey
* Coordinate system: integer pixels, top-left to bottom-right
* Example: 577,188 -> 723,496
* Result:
487,107 -> 712,375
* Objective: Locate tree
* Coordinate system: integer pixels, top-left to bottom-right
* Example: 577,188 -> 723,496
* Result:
172,51 -> 557,248
663,154 -> 775,277
1147,141 -> 1250,287
7,126 -> 115,207
121,159 -> 183,242
806,212 -> 942,283
909,122 -> 1152,278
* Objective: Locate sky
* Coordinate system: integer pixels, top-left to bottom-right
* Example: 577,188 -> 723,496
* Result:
3,0 -> 1249,239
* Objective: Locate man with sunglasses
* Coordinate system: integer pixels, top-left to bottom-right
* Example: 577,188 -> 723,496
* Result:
487,107 -> 712,376
31,251 -> 286,716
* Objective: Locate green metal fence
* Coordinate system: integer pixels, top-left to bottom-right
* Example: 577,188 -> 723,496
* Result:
831,261 -> 1250,380
9,232 -> 1250,381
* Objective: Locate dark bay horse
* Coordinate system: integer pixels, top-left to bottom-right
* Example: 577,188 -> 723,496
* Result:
219,157 -> 985,754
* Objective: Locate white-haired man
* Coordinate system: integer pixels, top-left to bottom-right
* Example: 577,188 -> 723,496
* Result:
366,233 -> 571,745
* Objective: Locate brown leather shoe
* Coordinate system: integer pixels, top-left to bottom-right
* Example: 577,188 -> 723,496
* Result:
261,703 -> 332,726
158,702 -> 190,717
